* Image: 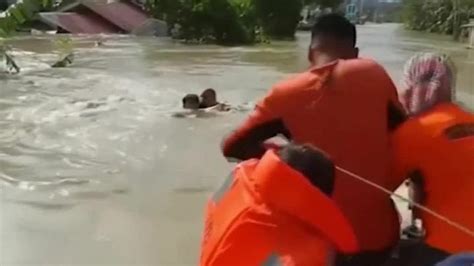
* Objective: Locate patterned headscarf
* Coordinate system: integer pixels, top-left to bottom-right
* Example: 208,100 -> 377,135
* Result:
401,53 -> 456,116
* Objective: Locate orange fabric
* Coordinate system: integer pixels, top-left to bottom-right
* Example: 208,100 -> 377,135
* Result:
200,150 -> 358,266
392,103 -> 474,253
234,58 -> 402,251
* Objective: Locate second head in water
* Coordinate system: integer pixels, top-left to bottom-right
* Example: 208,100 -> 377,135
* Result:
182,88 -> 219,110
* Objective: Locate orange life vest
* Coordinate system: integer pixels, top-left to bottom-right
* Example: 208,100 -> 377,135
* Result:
200,150 -> 358,266
391,103 -> 474,253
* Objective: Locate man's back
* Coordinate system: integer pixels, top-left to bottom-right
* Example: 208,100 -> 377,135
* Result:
224,58 -> 401,250
279,59 -> 398,249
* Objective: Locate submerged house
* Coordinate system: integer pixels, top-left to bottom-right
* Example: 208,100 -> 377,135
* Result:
35,0 -> 167,36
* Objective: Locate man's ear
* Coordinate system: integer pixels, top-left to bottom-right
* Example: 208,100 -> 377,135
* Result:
307,46 -> 314,64
353,47 -> 359,58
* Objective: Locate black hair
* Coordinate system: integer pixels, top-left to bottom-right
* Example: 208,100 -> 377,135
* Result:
201,88 -> 216,98
278,143 -> 335,196
182,94 -> 200,105
311,13 -> 356,47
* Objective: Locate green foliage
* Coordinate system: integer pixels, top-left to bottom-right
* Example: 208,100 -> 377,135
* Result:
402,0 -> 474,36
54,36 -> 73,56
303,0 -> 343,8
146,0 -> 259,44
0,40 -> 20,74
146,0 -> 303,44
52,36 -> 74,67
0,0 -> 56,37
254,0 -> 303,39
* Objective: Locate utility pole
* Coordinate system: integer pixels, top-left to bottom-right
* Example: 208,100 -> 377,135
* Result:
452,0 -> 461,41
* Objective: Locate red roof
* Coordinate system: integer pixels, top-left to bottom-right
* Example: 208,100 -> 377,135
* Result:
83,1 -> 148,32
39,12 -> 120,34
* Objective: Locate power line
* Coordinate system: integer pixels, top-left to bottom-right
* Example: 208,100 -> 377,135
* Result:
336,166 -> 474,239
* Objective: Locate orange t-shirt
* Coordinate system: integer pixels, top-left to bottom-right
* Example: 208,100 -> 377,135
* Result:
223,58 -> 403,251
391,103 -> 474,253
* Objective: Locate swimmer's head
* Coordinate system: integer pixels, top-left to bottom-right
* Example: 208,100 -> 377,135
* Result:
309,13 -> 358,66
278,143 -> 335,196
200,88 -> 218,108
401,53 -> 456,116
182,94 -> 200,109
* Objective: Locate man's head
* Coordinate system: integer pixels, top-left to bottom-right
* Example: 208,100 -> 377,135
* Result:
308,13 -> 358,66
200,88 -> 218,108
182,94 -> 200,109
277,144 -> 335,196
401,53 -> 455,116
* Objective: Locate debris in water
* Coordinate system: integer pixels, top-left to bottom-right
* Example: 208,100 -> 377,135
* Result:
51,53 -> 74,68
52,36 -> 75,68
1,44 -> 20,74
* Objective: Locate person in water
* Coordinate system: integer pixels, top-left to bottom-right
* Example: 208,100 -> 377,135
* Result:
200,143 -> 358,266
181,89 -> 231,111
220,13 -> 406,265
391,53 -> 474,265
182,94 -> 201,110
199,88 -> 231,111
199,89 -> 218,108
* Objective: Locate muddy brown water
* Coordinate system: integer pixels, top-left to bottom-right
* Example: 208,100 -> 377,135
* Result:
0,24 -> 473,265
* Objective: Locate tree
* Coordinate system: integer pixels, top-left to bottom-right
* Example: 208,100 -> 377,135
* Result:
146,0 -> 317,43
0,0 -> 57,37
402,0 -> 474,38
146,0 -> 259,44
303,0 -> 344,9
254,0 -> 303,39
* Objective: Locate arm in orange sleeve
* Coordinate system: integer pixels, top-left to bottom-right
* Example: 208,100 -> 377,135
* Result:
391,121 -> 426,187
221,87 -> 292,161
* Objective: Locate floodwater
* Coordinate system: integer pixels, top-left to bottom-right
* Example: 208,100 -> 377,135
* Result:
0,24 -> 473,266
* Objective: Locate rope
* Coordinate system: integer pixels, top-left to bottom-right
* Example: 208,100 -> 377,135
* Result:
335,166 -> 474,239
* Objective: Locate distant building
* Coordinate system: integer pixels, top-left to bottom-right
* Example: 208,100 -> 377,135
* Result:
343,0 -> 401,22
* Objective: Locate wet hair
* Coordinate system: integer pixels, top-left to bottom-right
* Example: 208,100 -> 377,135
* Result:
201,88 -> 217,99
311,13 -> 356,47
182,94 -> 200,108
200,88 -> 218,108
278,144 -> 335,196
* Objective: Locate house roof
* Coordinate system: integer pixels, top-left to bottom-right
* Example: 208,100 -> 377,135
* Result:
82,1 -> 148,32
38,12 -> 119,34
38,0 -> 156,34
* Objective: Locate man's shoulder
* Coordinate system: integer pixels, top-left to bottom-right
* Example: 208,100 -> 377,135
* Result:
271,67 -> 333,95
338,57 -> 382,68
336,58 -> 388,76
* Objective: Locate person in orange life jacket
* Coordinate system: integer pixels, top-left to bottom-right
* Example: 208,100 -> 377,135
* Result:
220,13 -> 406,265
200,144 -> 358,266
391,53 -> 474,266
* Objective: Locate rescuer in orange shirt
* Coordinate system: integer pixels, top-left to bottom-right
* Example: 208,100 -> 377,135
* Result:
221,14 -> 406,265
392,53 -> 474,265
200,144 -> 358,266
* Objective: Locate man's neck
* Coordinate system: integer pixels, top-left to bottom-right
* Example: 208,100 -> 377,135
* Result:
311,54 -> 340,68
